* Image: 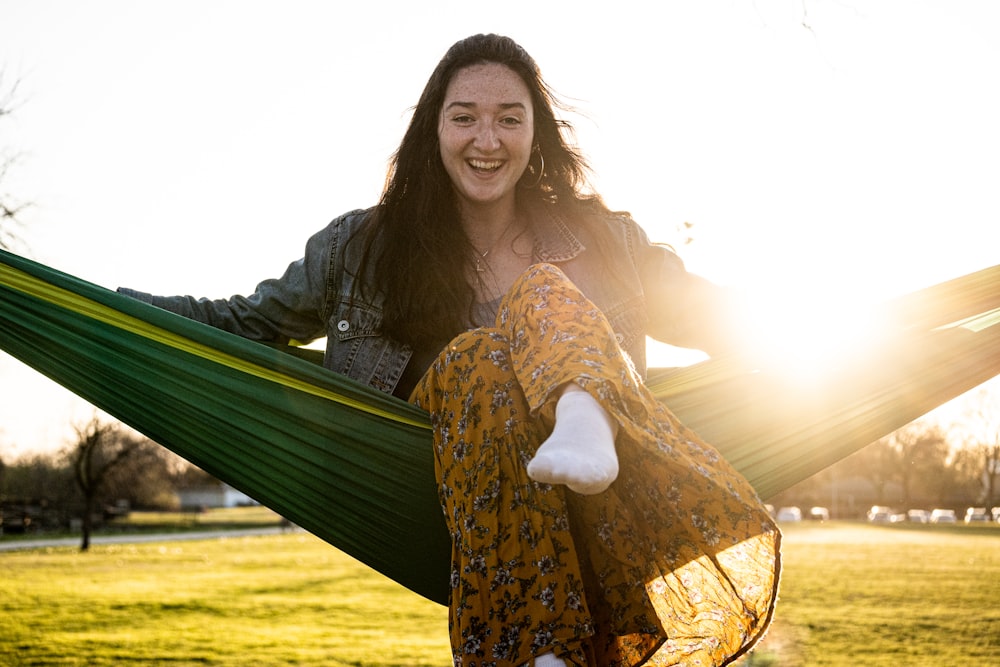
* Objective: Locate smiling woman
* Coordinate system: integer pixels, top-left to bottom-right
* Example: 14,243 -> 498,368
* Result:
3,2 -> 1000,666
90,32 -> 783,667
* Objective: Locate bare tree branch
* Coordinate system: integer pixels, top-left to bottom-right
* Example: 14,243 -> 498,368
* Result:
0,70 -> 29,252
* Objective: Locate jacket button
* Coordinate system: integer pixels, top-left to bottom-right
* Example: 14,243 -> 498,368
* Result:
337,320 -> 350,332
615,333 -> 625,344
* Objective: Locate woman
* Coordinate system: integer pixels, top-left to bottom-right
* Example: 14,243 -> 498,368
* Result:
121,34 -> 779,667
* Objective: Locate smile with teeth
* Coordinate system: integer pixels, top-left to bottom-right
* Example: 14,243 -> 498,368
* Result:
468,158 -> 504,173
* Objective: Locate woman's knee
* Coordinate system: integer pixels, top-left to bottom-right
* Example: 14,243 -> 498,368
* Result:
497,264 -> 578,321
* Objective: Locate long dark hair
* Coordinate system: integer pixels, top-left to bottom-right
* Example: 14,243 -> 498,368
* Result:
355,33 -> 612,348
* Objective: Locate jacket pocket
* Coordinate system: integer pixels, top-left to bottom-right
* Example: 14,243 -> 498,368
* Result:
325,299 -> 410,393
604,295 -> 646,352
331,299 -> 384,341
326,300 -> 386,380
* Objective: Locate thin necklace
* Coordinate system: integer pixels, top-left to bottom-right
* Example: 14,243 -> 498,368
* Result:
474,218 -> 519,273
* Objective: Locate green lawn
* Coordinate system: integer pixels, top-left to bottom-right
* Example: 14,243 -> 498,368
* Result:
748,521 -> 1000,666
1,519 -> 998,666
116,505 -> 286,529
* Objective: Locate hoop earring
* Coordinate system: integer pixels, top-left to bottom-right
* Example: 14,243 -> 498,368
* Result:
522,147 -> 545,189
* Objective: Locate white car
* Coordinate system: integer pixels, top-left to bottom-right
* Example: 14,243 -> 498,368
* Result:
964,507 -> 990,523
808,506 -> 830,521
930,508 -> 957,524
867,505 -> 897,523
775,506 -> 802,522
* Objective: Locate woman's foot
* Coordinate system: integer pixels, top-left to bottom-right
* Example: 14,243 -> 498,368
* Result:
532,652 -> 567,667
527,383 -> 619,495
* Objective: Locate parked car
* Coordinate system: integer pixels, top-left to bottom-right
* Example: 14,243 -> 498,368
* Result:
867,505 -> 899,523
993,507 -> 1000,523
964,507 -> 990,523
907,509 -> 931,524
930,508 -> 957,524
776,506 -> 802,522
808,506 -> 830,521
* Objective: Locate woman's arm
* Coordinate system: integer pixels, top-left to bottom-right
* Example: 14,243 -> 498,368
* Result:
634,226 -> 744,357
117,223 -> 336,345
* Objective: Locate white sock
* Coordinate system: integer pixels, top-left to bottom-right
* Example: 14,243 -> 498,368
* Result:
534,652 -> 567,667
527,383 -> 619,495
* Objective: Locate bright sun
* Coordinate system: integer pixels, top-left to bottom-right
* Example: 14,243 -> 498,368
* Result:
646,287 -> 895,383
736,294 -> 891,384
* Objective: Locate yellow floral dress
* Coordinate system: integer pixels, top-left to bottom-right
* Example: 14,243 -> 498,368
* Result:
411,264 -> 780,667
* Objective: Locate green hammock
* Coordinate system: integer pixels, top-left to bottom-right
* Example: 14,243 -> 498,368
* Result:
2,248 -> 999,605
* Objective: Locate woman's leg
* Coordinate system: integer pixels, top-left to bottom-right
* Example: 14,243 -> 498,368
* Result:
494,263 -> 781,666
411,328 -> 593,666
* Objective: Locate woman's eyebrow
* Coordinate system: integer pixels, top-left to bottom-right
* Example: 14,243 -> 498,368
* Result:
443,101 -> 527,112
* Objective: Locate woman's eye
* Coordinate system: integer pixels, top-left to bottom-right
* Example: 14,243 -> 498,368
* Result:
501,116 -> 522,126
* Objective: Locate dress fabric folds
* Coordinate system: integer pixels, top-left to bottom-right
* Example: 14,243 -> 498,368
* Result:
412,264 -> 780,667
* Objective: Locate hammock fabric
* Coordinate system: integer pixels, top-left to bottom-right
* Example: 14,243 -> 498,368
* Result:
2,248 -> 1000,605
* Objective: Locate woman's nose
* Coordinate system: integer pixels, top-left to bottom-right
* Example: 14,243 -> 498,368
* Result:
474,124 -> 500,151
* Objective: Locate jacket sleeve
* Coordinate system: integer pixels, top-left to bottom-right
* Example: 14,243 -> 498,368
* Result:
633,223 -> 742,357
117,223 -> 336,345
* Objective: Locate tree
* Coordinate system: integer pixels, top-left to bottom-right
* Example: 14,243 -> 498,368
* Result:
847,434 -> 901,505
65,415 -> 163,550
765,417 -> 959,516
953,384 -> 1000,510
887,422 -> 950,507
0,71 -> 28,251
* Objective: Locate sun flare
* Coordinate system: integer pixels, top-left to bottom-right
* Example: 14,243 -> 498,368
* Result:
734,292 -> 892,384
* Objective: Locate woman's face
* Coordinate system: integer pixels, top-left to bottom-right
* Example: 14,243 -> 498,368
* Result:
438,62 -> 534,214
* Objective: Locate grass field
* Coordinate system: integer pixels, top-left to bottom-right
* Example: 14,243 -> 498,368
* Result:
111,506 -> 287,530
1,513 -> 998,666
755,521 -> 1000,666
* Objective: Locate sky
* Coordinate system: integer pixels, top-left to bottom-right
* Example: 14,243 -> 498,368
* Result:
1,0 -> 999,457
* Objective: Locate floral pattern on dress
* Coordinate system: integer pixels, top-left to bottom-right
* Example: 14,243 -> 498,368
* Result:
411,263 -> 780,667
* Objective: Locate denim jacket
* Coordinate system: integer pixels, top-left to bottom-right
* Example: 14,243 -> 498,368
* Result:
119,207 -> 732,395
